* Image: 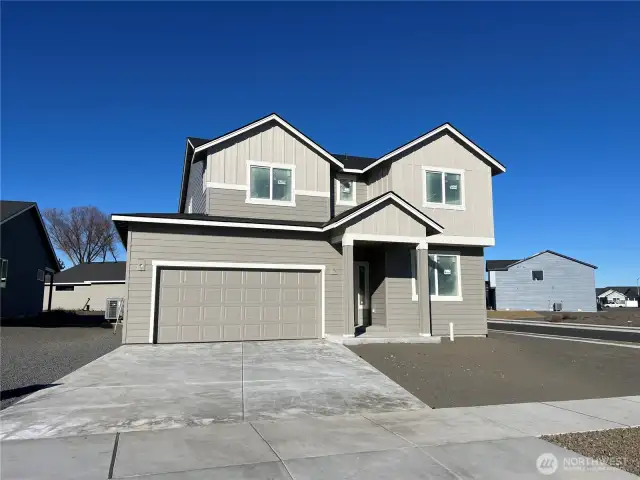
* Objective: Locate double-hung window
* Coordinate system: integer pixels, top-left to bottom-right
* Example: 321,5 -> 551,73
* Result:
336,175 -> 356,206
248,162 -> 295,205
411,251 -> 462,301
423,167 -> 464,210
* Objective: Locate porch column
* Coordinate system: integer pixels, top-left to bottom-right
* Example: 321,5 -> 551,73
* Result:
342,236 -> 355,335
417,242 -> 431,335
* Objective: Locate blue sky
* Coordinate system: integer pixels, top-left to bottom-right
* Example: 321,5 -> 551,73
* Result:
2,2 -> 639,286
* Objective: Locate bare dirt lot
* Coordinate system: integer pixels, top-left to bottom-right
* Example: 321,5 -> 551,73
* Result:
488,308 -> 640,327
349,332 -> 640,408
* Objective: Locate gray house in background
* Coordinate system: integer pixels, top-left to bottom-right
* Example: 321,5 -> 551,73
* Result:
43,262 -> 126,312
0,200 -> 61,319
486,250 -> 597,312
112,113 -> 506,344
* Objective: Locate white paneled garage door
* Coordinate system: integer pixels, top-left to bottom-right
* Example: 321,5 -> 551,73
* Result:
155,267 -> 321,343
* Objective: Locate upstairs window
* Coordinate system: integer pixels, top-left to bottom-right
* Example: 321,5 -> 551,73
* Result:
423,167 -> 464,210
248,162 -> 295,205
336,175 -> 356,205
532,270 -> 544,281
0,258 -> 7,288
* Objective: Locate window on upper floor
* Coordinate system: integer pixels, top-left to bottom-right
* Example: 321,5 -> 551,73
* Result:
336,175 -> 356,206
0,258 -> 7,288
247,162 -> 295,206
411,251 -> 462,301
532,270 -> 544,281
423,166 -> 465,210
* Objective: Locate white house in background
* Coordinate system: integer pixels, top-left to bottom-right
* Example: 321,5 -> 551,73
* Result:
596,287 -> 640,308
43,262 -> 126,311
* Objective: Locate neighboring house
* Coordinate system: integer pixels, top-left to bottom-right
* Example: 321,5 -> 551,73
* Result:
0,200 -> 61,319
486,251 -> 597,312
43,262 -> 126,311
596,287 -> 640,308
112,113 -> 506,344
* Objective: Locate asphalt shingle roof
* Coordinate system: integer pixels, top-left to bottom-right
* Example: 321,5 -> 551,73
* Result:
331,154 -> 378,170
486,259 -> 520,271
51,262 -> 126,284
0,200 -> 36,223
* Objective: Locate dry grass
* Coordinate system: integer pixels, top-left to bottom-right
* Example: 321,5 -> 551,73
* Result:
486,310 -> 545,319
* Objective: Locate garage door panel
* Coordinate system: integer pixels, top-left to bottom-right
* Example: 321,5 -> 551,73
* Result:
156,267 -> 320,343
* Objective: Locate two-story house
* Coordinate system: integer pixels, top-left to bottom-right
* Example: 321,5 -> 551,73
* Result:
113,113 -> 506,344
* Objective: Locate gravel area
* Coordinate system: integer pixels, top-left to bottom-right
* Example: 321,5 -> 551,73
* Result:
1,313 -> 121,409
491,308 -> 640,327
542,427 -> 640,476
348,332 -> 640,408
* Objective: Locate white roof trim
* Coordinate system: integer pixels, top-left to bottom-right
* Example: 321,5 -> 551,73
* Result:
324,192 -> 444,233
192,114 -> 344,169
52,280 -> 126,286
113,194 -> 444,235
347,123 -> 505,175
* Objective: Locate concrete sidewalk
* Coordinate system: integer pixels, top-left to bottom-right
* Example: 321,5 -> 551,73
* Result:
3,396 -> 639,479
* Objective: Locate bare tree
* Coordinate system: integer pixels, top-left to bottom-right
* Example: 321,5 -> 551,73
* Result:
43,207 -> 120,265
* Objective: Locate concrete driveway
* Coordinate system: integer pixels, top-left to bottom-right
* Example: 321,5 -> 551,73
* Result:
0,340 -> 426,440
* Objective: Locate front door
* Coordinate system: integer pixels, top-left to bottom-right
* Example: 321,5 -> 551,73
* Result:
354,261 -> 370,327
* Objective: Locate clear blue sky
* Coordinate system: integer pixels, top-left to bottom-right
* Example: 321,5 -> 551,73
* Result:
2,2 -> 639,286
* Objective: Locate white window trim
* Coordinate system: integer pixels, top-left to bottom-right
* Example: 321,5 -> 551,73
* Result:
246,160 -> 296,207
336,174 -> 357,206
411,250 -> 463,302
422,166 -> 465,211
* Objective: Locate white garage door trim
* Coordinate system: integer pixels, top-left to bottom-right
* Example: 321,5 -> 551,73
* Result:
148,260 -> 326,344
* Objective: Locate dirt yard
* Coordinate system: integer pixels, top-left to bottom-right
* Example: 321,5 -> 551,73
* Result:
349,332 -> 640,408
488,308 -> 640,327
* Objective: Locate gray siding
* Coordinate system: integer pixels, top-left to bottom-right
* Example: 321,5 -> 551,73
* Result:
367,164 -> 391,199
430,247 -> 487,336
207,188 -> 329,222
43,283 -> 126,311
385,246 -> 420,333
370,255 -> 386,326
207,121 -> 331,193
123,225 -> 343,344
0,209 -> 57,318
388,133 -> 495,238
494,252 -> 597,312
184,159 -> 206,213
344,201 -> 427,236
334,176 -> 367,216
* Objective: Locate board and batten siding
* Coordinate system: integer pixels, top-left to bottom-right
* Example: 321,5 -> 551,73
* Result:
344,202 -> 427,237
207,188 -> 329,223
206,121 -> 330,193
334,176 -> 367,216
388,133 -> 494,238
367,164 -> 391,200
494,252 -> 597,312
184,159 -> 206,214
122,224 -> 343,344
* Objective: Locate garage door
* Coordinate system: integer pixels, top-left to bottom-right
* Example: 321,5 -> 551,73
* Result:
156,268 -> 321,343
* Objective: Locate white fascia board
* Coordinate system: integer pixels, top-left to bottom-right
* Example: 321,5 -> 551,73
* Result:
359,124 -> 506,175
324,193 -> 444,233
192,114 -> 344,169
112,215 -> 324,233
427,235 -> 495,247
52,280 -> 126,286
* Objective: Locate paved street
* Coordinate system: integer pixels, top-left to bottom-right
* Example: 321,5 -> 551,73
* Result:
0,321 -> 121,409
3,397 -> 639,479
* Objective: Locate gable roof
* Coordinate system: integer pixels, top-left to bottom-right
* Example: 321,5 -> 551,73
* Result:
179,114 -> 507,213
1,200 -> 36,223
49,262 -> 126,284
0,200 -> 61,272
597,286 -> 640,300
486,259 -> 520,271
487,250 -> 597,271
114,192 -> 443,245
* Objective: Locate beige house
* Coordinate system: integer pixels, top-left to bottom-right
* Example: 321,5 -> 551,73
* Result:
113,113 -> 506,344
44,262 -> 126,312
